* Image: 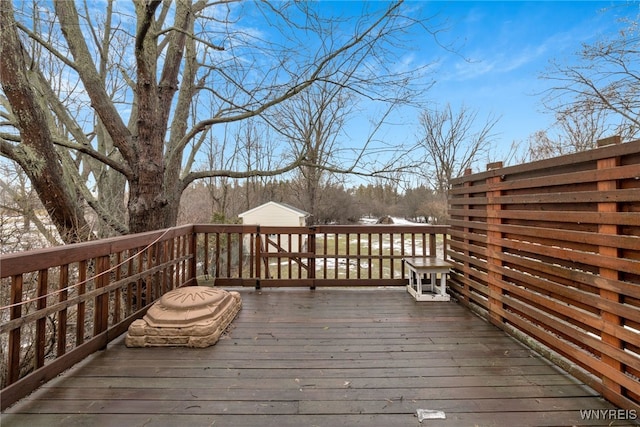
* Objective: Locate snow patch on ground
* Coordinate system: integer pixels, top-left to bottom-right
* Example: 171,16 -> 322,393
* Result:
359,216 -> 423,225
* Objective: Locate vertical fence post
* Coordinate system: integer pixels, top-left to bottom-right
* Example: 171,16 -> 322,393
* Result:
203,233 -> 210,279
94,255 -> 110,338
77,260 -> 87,344
147,244 -> 156,301
460,168 -> 473,302
429,232 -> 436,258
237,231 -> 243,279
167,238 -> 175,291
189,228 -> 198,286
486,162 -> 504,326
596,136 -> 623,399
36,269 -> 48,369
308,227 -> 316,290
248,230 -> 254,278
8,274 -> 23,384
57,265 -> 69,356
255,226 -> 261,289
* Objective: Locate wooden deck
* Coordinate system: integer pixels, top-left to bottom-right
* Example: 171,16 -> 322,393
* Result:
2,288 -> 630,427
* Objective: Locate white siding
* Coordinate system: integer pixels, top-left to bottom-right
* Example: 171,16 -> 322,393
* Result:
238,202 -> 309,253
240,203 -> 301,227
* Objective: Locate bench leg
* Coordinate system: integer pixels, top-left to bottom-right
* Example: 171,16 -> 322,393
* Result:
438,272 -> 447,296
406,265 -> 450,301
408,269 -> 420,295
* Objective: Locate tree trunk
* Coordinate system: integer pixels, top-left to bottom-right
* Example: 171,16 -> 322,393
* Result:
126,0 -> 190,234
0,3 -> 92,243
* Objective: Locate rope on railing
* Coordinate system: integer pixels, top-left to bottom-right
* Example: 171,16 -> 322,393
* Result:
0,227 -> 176,312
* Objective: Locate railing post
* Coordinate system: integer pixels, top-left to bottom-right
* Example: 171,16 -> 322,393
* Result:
8,274 -> 23,384
203,233 -> 210,278
596,136 -> 623,400
308,227 -> 316,290
188,228 -> 198,286
429,232 -> 436,258
77,260 -> 87,344
147,244 -> 156,301
486,161 -> 504,326
36,269 -> 48,369
255,226 -> 261,289
94,255 -> 110,338
166,238 -> 175,292
237,231 -> 243,279
57,265 -> 69,356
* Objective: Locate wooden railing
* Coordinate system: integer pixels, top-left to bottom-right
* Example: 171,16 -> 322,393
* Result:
0,223 -> 448,409
0,225 -> 196,410
448,136 -> 640,414
194,224 -> 449,288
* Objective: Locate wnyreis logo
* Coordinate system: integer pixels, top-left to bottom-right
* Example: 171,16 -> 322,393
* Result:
579,409 -> 637,421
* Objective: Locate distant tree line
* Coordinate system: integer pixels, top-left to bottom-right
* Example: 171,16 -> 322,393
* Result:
177,179 -> 448,227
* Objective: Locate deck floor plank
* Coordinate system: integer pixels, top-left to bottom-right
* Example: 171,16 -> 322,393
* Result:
2,288 -> 632,426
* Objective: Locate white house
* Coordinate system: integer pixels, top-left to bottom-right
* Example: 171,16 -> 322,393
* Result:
238,201 -> 310,252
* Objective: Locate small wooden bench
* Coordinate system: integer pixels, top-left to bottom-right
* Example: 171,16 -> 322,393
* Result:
403,257 -> 453,301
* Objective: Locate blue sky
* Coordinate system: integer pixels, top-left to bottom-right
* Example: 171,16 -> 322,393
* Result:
207,0 -> 637,180
396,1 -> 634,162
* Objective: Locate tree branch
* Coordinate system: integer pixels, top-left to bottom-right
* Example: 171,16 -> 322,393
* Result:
176,1 -> 406,153
54,1 -> 135,165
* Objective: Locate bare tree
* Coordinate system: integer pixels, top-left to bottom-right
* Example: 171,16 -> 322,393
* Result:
201,134 -> 233,222
314,183 -> 362,224
541,6 -> 640,143
416,103 -> 499,195
524,103 -> 611,161
232,119 -> 283,212
0,160 -> 60,251
1,0 -> 438,240
177,182 -> 213,225
353,181 -> 403,219
0,2 -> 93,243
270,80 -> 353,222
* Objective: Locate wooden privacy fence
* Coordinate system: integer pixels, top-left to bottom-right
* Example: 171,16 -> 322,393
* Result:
0,223 -> 446,409
448,136 -> 640,413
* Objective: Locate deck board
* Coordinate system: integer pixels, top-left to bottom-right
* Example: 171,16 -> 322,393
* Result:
2,288 -> 632,426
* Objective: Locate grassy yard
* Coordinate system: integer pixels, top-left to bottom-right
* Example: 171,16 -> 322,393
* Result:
263,232 -> 445,280
196,230 -> 446,282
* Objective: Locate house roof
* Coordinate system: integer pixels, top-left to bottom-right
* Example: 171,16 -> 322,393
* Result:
238,201 -> 310,218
